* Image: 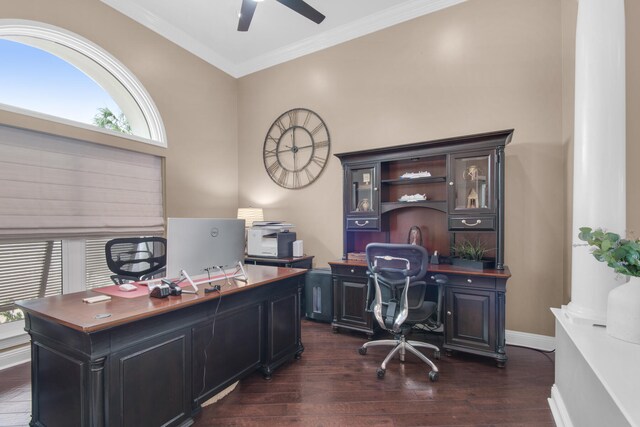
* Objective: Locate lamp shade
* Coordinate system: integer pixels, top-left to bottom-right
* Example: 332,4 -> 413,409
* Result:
237,207 -> 264,228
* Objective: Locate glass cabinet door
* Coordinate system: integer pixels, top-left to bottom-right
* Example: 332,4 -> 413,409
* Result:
449,152 -> 494,213
347,165 -> 378,215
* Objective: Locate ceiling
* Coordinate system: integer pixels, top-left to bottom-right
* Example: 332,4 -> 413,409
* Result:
100,0 -> 465,78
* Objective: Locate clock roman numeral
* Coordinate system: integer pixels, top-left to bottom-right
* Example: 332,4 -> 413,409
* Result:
288,110 -> 298,127
264,148 -> 277,158
277,169 -> 289,187
303,111 -> 311,128
311,155 -> 326,168
293,171 -> 301,188
266,161 -> 281,176
310,123 -> 325,136
304,168 -> 315,183
275,118 -> 287,134
314,140 -> 329,149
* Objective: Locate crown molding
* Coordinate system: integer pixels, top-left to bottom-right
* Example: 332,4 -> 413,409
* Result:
100,0 -> 239,77
101,0 -> 466,78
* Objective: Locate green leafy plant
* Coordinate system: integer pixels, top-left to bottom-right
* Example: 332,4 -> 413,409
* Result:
92,107 -> 132,134
451,239 -> 489,261
578,227 -> 640,277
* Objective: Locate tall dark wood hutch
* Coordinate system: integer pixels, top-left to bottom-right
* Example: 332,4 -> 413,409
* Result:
329,130 -> 513,367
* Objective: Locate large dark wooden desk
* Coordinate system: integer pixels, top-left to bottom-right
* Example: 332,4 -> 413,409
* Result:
17,265 -> 306,427
329,260 -> 511,367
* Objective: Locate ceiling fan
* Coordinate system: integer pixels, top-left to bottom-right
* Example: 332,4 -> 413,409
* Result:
238,0 -> 325,32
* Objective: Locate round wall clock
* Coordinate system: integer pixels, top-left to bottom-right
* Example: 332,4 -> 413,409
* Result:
263,108 -> 331,189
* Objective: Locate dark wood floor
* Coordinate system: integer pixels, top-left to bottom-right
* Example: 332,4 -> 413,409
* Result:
0,320 -> 555,427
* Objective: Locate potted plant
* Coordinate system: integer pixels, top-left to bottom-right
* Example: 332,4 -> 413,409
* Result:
578,227 -> 640,344
450,238 -> 494,270
578,227 -> 640,276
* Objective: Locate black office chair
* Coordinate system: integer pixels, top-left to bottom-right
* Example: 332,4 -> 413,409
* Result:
358,243 -> 441,381
105,237 -> 167,285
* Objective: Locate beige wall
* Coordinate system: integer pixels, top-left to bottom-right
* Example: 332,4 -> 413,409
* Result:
1,0 -> 239,219
238,0 -> 565,336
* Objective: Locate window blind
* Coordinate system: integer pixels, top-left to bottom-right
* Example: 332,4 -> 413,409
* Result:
0,241 -> 62,313
86,238 -> 113,289
0,124 -> 164,240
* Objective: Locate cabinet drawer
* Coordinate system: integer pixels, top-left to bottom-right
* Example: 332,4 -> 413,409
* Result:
330,264 -> 368,278
346,217 -> 379,230
448,216 -> 495,231
430,273 -> 496,289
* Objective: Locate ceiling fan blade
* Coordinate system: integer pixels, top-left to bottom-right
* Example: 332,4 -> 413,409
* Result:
275,0 -> 325,24
237,0 -> 258,32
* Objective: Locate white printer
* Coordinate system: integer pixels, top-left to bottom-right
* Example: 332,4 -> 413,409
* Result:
247,222 -> 297,258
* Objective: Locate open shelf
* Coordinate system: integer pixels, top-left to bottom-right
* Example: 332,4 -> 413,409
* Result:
381,176 -> 447,185
381,200 -> 447,214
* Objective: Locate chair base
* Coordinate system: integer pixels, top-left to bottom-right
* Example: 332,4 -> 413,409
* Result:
359,335 -> 440,381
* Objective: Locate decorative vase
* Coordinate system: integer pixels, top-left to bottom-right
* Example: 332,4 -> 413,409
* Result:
606,275 -> 640,344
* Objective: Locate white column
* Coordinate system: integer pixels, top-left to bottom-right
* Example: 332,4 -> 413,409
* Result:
567,0 -> 626,322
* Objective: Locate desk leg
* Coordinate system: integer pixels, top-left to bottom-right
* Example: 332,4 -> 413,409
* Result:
90,357 -> 107,427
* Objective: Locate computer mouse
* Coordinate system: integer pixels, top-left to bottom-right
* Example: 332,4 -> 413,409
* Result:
119,283 -> 137,292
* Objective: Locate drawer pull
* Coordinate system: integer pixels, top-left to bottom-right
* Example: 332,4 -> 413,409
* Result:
447,311 -> 452,316
462,219 -> 482,227
467,278 -> 472,284
350,269 -> 355,274
355,220 -> 370,227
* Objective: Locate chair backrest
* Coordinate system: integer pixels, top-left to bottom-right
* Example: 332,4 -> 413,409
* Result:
365,243 -> 429,332
365,243 -> 429,285
105,237 -> 167,280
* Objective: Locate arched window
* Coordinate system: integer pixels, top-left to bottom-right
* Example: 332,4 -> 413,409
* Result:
0,19 -> 166,147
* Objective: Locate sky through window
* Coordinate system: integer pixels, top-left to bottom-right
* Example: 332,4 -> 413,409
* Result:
0,38 -> 123,126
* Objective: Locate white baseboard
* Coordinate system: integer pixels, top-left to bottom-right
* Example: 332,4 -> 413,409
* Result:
0,344 -> 30,371
548,384 -> 573,427
506,329 -> 555,351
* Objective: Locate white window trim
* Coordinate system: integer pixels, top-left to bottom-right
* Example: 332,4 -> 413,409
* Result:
0,19 -> 167,147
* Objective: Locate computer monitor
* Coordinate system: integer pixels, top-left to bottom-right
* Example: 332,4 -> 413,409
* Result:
166,218 -> 245,280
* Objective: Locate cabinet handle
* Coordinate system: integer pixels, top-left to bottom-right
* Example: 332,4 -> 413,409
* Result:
350,269 -> 355,274
447,311 -> 452,316
374,187 -> 378,191
430,275 -> 435,280
449,181 -> 454,186
355,220 -> 369,227
467,278 -> 472,284
462,219 -> 482,227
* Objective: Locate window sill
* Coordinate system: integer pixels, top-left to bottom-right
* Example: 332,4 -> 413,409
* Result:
0,320 -> 29,350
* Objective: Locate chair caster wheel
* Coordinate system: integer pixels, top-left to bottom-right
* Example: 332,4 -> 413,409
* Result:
358,347 -> 367,355
434,350 -> 441,360
429,371 -> 439,382
376,368 -> 385,379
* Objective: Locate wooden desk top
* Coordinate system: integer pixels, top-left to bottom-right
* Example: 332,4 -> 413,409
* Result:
328,259 -> 512,279
16,265 -> 306,334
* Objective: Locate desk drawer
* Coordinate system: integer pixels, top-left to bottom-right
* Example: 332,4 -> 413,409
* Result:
429,273 -> 496,289
346,217 -> 379,230
330,264 -> 368,278
448,216 -> 495,231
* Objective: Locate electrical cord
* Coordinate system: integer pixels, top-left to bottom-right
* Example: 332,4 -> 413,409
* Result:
198,287 -> 222,399
506,343 -> 555,362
